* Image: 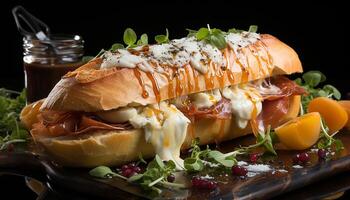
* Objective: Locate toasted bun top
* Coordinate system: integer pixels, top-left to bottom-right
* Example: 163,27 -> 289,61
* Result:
41,34 -> 302,112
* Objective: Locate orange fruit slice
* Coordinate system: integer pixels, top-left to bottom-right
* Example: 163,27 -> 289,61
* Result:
275,112 -> 321,150
308,97 -> 348,134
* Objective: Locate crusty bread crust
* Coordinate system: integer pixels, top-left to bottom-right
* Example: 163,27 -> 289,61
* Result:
27,96 -> 300,167
41,34 -> 302,112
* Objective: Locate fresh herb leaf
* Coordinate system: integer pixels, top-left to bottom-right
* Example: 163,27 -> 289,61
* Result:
137,153 -> 147,165
123,28 -> 137,47
191,25 -> 227,49
207,31 -> 227,49
295,70 -> 341,113
184,158 -> 204,172
186,28 -> 197,37
137,34 -> 148,45
302,71 -> 325,87
89,166 -> 117,178
323,85 -> 341,100
155,28 -> 169,44
317,118 -> 344,152
110,43 -> 125,51
0,88 -> 28,151
207,150 -> 237,167
334,139 -> 344,152
128,154 -> 185,193
248,25 -> 258,33
196,28 -> 210,40
227,28 -> 244,33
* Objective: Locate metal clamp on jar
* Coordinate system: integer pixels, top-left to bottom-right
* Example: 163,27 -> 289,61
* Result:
13,6 -> 84,103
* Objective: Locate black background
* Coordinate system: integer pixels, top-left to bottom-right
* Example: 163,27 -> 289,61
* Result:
1,0 -> 349,199
1,0 -> 349,94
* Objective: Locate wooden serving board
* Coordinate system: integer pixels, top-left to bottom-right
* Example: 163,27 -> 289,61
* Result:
1,131 -> 350,200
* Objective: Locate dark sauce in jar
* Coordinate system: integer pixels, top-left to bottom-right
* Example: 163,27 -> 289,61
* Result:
23,34 -> 84,103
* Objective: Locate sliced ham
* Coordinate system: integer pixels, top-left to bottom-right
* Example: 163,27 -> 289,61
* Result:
31,111 -> 131,137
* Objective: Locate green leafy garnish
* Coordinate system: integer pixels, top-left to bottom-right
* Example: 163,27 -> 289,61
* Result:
123,28 -> 137,47
108,28 -> 148,51
207,150 -> 237,167
128,155 -> 186,194
189,24 -> 258,50
154,29 -> 169,44
227,28 -> 244,34
110,43 -> 125,51
137,153 -> 147,165
184,138 -> 209,172
137,34 -> 148,46
248,25 -> 258,33
191,25 -> 227,49
184,127 -> 277,172
255,126 -> 277,155
317,118 -> 344,152
295,71 -> 341,113
0,88 -> 28,151
89,166 -> 126,180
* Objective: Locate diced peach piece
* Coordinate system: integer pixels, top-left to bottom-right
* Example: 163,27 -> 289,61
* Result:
275,112 -> 321,150
338,101 -> 350,129
308,97 -> 348,134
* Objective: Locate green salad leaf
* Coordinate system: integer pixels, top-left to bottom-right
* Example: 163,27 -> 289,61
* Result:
0,88 -> 28,151
155,29 -> 170,44
123,28 -> 137,47
295,71 -> 341,114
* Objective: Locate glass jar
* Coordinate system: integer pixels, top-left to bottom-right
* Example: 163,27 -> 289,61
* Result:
23,34 -> 84,103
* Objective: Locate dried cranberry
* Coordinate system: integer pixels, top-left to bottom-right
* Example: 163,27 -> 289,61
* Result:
167,174 -> 175,182
293,152 -> 310,164
121,164 -> 129,171
127,163 -> 136,168
133,166 -> 141,173
191,177 -> 217,190
249,153 -> 259,163
231,166 -> 248,176
206,181 -> 217,190
122,168 -> 135,178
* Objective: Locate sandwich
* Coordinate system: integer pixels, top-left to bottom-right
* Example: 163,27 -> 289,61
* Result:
20,28 -> 306,169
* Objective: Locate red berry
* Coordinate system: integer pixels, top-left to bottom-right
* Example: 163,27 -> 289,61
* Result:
121,164 -> 129,171
122,169 -> 135,178
167,174 -> 175,182
293,152 -> 310,164
318,149 -> 327,160
133,166 -> 141,173
191,177 -> 217,190
128,163 -> 136,168
231,166 -> 248,176
191,177 -> 200,187
206,181 -> 217,190
250,153 -> 259,163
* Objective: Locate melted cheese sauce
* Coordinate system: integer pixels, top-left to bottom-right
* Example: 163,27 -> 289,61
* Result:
249,79 -> 281,95
100,32 -> 260,74
222,84 -> 262,129
128,102 -> 190,169
189,89 -> 222,109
